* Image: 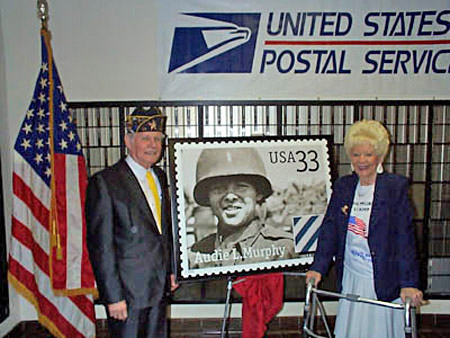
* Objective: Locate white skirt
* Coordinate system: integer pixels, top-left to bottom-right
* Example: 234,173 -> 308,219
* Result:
334,265 -> 404,338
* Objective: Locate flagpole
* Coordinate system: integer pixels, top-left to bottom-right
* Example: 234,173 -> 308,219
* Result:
37,0 -> 49,31
37,0 -> 62,262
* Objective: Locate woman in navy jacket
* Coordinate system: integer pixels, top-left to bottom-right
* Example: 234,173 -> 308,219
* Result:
306,120 -> 423,337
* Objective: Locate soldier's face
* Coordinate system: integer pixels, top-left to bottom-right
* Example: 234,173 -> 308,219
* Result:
208,179 -> 262,228
125,131 -> 163,169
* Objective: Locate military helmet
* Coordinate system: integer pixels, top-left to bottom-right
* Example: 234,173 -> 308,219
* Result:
193,147 -> 272,206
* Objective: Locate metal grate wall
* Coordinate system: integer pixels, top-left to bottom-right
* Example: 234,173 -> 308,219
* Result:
70,101 -> 450,301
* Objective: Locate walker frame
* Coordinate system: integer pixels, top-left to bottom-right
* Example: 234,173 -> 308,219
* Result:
302,278 -> 418,338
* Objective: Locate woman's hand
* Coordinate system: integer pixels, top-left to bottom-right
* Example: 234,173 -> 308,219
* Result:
305,270 -> 322,287
400,287 -> 425,307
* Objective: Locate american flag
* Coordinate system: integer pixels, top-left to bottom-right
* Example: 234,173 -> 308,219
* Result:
7,29 -> 97,337
348,215 -> 367,238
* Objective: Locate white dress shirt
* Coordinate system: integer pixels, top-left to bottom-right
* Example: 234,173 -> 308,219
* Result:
125,155 -> 162,226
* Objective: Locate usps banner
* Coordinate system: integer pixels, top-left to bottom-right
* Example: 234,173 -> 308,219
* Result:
158,0 -> 450,101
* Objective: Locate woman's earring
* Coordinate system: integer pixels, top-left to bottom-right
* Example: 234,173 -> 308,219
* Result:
377,163 -> 384,174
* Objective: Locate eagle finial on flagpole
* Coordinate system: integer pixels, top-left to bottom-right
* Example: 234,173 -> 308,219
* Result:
37,0 -> 49,30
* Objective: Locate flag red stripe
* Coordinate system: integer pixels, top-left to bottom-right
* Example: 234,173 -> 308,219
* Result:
9,257 -> 87,338
69,294 -> 96,319
11,217 -> 50,275
77,156 -> 94,289
349,228 -> 365,236
348,224 -> 365,231
52,153 -> 68,289
11,216 -> 95,320
13,173 -> 50,230
10,217 -> 35,250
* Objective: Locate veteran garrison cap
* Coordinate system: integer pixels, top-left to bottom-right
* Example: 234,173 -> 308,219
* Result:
126,106 -> 166,133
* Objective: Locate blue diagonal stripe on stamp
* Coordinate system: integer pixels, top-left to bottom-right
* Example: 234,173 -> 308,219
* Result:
292,214 -> 324,253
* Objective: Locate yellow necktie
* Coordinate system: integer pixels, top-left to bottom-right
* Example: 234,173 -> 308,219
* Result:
146,171 -> 162,233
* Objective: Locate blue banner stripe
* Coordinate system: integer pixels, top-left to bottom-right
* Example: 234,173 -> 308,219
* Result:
295,215 -> 318,245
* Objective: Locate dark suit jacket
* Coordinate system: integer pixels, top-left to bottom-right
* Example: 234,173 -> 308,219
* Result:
85,158 -> 173,309
310,172 -> 420,301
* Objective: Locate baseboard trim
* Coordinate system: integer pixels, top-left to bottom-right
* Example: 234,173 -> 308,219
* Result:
4,314 -> 450,337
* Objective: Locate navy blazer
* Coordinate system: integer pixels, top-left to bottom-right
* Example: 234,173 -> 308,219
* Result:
310,172 -> 420,301
85,159 -> 173,309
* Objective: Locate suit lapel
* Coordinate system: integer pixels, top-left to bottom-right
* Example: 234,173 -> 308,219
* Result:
119,160 -> 161,234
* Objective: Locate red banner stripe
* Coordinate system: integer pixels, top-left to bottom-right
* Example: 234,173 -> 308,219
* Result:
265,39 -> 450,46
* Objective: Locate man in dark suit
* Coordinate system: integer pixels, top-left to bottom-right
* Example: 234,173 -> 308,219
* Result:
85,107 -> 178,337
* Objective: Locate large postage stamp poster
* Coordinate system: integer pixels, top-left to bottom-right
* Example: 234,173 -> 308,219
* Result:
169,136 -> 333,280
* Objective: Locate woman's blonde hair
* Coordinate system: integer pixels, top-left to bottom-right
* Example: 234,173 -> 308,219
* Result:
344,120 -> 390,159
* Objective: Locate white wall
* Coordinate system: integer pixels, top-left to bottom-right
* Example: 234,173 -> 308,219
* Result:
0,2 -> 19,335
0,1 -> 448,335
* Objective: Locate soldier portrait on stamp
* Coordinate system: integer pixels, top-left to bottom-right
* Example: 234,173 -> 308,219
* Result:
168,137 -> 333,280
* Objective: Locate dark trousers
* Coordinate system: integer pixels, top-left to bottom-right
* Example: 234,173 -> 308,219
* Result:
106,299 -> 168,338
